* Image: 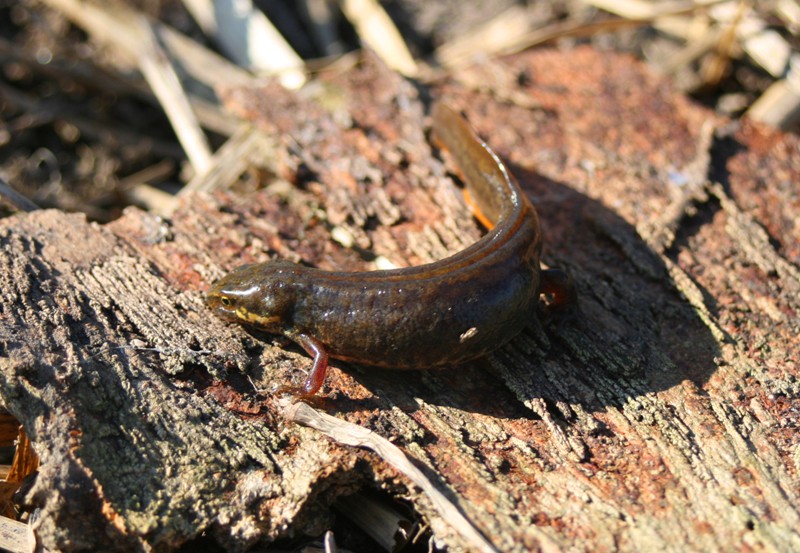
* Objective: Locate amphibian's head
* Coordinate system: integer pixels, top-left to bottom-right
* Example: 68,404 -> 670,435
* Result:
206,261 -> 297,333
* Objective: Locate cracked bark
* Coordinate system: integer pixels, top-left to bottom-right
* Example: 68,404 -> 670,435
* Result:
1,48 -> 798,552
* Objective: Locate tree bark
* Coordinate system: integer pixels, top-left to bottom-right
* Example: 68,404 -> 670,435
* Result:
1,47 -> 798,552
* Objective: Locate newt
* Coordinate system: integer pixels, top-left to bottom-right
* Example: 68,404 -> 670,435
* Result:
207,103 -> 573,396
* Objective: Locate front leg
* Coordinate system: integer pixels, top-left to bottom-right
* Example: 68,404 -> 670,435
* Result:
274,333 -> 330,398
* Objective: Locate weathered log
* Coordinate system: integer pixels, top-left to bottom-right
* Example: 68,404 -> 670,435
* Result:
1,47 -> 798,551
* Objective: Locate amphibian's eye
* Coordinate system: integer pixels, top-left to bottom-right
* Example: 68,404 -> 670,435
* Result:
220,296 -> 232,307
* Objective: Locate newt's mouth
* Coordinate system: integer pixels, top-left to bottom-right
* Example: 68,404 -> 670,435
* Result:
234,309 -> 282,329
206,290 -> 284,331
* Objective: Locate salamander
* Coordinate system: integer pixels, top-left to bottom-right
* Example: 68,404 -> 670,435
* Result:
206,102 -> 573,396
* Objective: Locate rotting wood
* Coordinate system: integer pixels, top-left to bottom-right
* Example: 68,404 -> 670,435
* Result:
0,48 -> 799,552
285,401 -> 499,553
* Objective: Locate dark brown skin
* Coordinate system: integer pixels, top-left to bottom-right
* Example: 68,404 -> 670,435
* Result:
207,103 -> 573,396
